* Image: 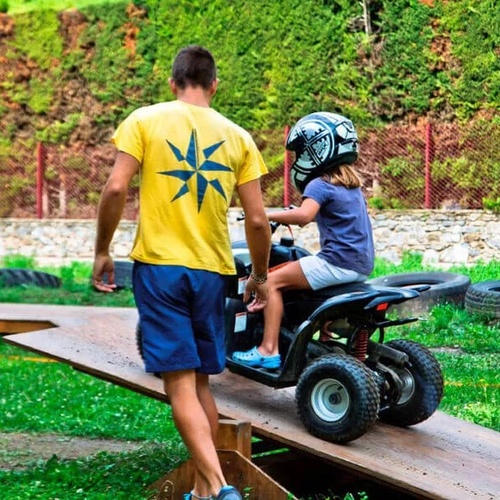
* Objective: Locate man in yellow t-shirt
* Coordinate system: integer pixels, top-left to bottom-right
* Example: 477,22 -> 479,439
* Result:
92,45 -> 271,500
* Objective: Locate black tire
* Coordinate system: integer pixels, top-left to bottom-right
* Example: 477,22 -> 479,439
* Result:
464,280 -> 500,318
296,354 -> 379,444
103,260 -> 133,289
367,272 -> 470,315
135,322 -> 144,361
135,322 -> 161,378
0,268 -> 61,288
378,339 -> 444,427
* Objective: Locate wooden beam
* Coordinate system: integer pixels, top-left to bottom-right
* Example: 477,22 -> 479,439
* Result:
148,448 -> 297,500
217,419 -> 252,460
0,319 -> 55,334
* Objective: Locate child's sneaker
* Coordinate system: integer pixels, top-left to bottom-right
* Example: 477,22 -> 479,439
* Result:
216,486 -> 242,500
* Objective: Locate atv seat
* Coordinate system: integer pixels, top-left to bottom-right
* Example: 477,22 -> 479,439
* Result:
310,281 -> 376,300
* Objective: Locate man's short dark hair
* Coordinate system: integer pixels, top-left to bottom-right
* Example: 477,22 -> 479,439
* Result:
171,45 -> 217,90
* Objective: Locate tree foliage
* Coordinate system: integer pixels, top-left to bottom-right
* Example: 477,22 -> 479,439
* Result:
0,0 -> 499,216
1,0 -> 499,134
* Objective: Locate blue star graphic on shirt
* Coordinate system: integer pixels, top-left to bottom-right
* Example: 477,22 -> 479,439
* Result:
158,130 -> 232,211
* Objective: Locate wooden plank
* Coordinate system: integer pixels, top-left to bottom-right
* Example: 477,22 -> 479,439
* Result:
1,303 -> 499,500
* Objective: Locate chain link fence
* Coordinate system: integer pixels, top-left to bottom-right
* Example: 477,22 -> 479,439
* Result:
1,121 -> 498,219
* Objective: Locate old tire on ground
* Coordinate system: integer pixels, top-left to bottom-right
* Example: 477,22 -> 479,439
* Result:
464,280 -> 500,318
135,322 -> 161,378
102,260 -> 133,289
296,354 -> 379,444
378,339 -> 444,427
367,272 -> 470,315
0,268 -> 61,288
135,322 -> 144,361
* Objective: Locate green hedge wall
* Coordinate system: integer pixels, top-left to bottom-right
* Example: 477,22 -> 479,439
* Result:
0,0 -> 499,139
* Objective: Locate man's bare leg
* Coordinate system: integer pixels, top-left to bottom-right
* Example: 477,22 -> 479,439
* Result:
163,370 -> 225,498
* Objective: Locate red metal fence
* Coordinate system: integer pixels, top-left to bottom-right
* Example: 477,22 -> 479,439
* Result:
1,120 -> 498,219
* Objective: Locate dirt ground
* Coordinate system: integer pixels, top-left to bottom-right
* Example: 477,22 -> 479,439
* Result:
0,431 -> 144,471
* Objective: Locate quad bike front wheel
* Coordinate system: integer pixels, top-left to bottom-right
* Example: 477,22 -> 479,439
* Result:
378,339 -> 444,427
295,354 -> 380,444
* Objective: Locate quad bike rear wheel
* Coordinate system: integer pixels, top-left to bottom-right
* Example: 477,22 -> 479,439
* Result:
378,339 -> 444,427
295,354 -> 380,444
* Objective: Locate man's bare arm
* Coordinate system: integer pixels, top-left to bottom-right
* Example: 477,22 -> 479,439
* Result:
93,151 -> 139,291
237,178 -> 271,310
237,178 -> 271,275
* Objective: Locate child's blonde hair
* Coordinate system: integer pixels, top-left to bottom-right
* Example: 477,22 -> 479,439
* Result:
323,164 -> 362,189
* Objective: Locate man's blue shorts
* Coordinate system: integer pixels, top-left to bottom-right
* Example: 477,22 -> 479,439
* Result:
132,263 -> 226,375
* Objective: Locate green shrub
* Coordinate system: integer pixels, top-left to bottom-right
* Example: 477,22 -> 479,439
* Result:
1,254 -> 37,269
1,0 -> 499,148
35,113 -> 83,143
482,197 -> 500,213
440,0 -> 500,119
9,10 -> 63,69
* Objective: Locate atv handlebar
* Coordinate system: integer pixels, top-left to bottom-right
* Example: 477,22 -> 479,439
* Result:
237,206 -> 298,235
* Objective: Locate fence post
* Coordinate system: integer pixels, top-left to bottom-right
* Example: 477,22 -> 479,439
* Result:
36,142 -> 44,219
283,125 -> 290,207
424,122 -> 434,209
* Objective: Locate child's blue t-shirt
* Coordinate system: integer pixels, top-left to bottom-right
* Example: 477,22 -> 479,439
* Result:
303,177 -> 375,276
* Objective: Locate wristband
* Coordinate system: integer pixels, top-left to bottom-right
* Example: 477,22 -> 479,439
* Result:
250,270 -> 268,284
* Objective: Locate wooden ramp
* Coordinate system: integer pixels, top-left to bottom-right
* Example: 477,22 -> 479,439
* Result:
1,303 -> 499,500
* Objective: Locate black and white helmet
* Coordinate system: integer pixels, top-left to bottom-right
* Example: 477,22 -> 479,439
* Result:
286,112 -> 359,192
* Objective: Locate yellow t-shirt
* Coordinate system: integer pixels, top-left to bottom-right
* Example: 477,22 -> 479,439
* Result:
112,100 -> 267,275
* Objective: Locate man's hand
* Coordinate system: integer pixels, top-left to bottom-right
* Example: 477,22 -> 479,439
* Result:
92,255 -> 117,293
244,278 -> 269,312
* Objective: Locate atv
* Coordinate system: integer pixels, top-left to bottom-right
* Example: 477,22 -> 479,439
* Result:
223,218 -> 444,443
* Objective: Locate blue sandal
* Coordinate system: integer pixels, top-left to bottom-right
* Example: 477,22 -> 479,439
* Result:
232,346 -> 281,369
183,485 -> 242,500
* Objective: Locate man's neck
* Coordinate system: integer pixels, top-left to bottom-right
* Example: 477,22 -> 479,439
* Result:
176,87 -> 212,108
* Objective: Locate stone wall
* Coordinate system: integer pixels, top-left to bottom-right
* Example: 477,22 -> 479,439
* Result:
1,209 -> 499,268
